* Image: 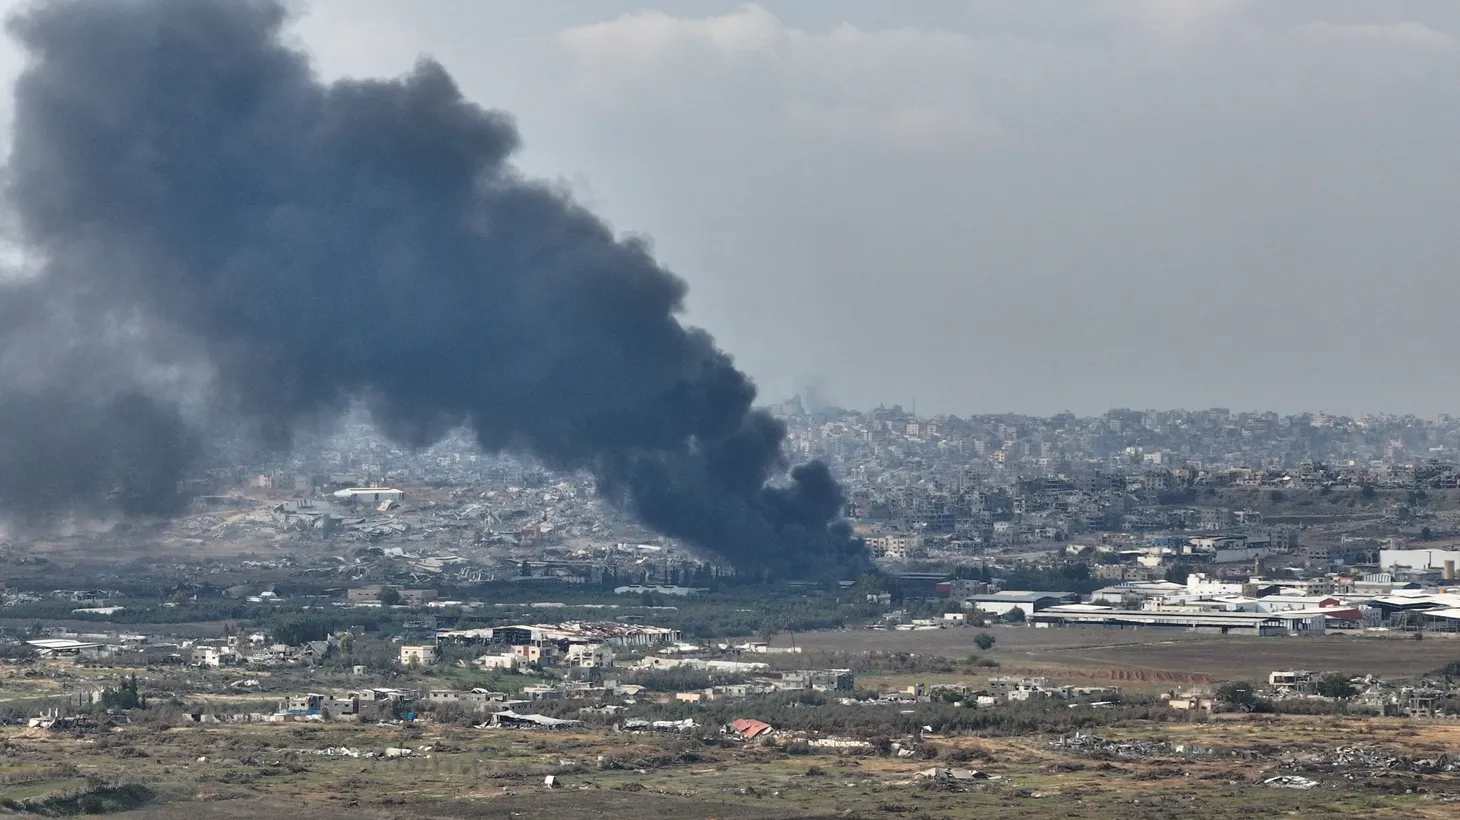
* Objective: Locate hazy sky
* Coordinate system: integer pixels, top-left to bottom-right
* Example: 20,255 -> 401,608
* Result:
6,0 -> 1460,417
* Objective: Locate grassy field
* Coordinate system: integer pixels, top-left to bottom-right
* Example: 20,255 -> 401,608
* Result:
791,627 -> 1459,684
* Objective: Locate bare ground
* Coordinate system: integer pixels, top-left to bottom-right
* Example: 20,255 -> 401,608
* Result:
792,627 -> 1458,682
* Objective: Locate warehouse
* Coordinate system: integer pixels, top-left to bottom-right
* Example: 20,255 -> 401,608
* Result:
964,590 -> 1079,619
1031,605 -> 1325,636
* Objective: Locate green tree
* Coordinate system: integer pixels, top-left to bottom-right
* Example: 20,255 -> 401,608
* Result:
1314,673 -> 1356,699
973,632 -> 996,651
100,673 -> 146,711
269,613 -> 329,646
1059,563 -> 1090,581
1216,681 -> 1260,711
378,586 -> 403,606
1164,563 -> 1194,584
758,618 -> 787,647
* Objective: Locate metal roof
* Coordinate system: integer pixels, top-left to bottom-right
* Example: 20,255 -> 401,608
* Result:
27,638 -> 103,650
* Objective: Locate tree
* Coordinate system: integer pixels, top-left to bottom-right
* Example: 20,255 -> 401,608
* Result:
972,633 -> 996,651
378,586 -> 403,607
758,618 -> 786,647
0,643 -> 38,662
1216,681 -> 1260,711
1314,673 -> 1357,699
269,613 -> 329,646
1000,608 -> 1026,624
1164,563 -> 1194,584
100,673 -> 146,711
1421,526 -> 1433,541
1059,563 -> 1090,581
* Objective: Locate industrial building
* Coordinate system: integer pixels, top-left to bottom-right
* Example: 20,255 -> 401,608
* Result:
964,590 -> 1079,619
1032,604 -> 1327,636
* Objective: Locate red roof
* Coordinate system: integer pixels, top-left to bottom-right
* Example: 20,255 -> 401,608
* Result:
731,718 -> 773,738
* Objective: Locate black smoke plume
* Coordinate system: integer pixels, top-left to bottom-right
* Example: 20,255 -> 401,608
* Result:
0,0 -> 869,577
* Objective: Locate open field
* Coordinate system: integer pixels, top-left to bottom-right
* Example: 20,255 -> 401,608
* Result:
3,713 -> 1459,819
793,627 -> 1460,684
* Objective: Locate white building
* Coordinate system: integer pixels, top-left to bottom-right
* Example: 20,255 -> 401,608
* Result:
191,645 -> 239,667
332,487 -> 406,504
566,643 -> 614,668
399,645 -> 438,666
474,653 -> 519,670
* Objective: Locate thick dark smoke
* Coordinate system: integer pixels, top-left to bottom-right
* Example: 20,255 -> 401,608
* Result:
0,0 -> 869,577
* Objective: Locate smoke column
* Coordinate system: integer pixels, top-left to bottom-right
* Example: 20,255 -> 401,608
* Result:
0,0 -> 869,577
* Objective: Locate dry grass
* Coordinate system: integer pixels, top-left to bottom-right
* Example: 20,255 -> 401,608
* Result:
5,709 -> 1459,819
793,627 -> 1457,683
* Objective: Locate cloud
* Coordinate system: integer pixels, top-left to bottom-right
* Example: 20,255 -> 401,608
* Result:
552,5 -> 1000,149
1297,21 -> 1459,51
558,4 -> 791,58
1101,0 -> 1253,43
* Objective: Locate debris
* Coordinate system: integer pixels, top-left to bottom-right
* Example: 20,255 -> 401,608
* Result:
917,768 -> 989,781
1264,775 -> 1319,790
315,747 -> 360,758
728,718 -> 773,739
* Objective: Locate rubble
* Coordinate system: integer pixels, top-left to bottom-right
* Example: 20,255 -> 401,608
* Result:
1048,733 -> 1216,761
1280,745 -> 1457,776
1052,734 -> 1458,782
1264,775 -> 1319,789
916,767 -> 989,781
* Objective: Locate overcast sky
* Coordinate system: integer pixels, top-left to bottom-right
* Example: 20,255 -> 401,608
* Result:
8,0 -> 1460,417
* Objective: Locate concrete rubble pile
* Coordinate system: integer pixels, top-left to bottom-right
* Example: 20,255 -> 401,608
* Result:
1283,745 -> 1455,777
1048,733 -> 1217,761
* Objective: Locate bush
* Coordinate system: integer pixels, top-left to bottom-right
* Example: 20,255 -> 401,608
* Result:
1216,681 -> 1264,712
972,633 -> 996,651
1313,673 -> 1356,699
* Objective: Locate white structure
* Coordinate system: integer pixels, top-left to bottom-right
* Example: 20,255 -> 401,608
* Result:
474,653 -> 519,670
1186,573 -> 1244,597
566,643 -> 614,668
332,487 -> 405,503
191,646 -> 240,667
399,644 -> 438,666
